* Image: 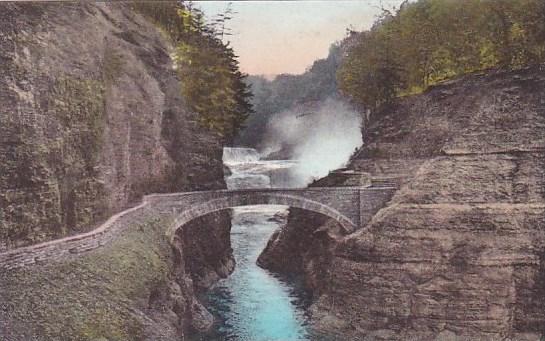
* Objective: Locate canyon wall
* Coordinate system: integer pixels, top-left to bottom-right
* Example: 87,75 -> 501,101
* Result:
0,3 -> 234,340
0,2 -> 225,250
260,66 -> 545,340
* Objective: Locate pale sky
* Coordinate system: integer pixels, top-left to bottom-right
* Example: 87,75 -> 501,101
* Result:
194,1 -> 406,76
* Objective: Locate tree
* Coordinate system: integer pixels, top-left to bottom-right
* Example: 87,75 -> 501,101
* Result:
133,1 -> 253,140
337,0 -> 545,116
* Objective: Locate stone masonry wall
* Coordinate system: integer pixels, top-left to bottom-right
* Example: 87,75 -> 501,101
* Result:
0,187 -> 395,271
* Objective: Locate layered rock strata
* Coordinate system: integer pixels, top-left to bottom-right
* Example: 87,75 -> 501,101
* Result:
260,66 -> 545,340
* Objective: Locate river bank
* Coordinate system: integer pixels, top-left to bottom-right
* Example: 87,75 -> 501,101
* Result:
195,147 -> 310,340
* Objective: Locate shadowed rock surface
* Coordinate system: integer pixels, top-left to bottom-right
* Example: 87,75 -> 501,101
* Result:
0,3 -> 234,340
259,66 -> 545,340
0,2 -> 225,251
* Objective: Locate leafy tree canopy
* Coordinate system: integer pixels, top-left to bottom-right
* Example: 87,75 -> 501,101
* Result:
338,0 -> 545,113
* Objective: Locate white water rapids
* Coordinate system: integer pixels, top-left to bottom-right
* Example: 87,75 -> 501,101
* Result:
223,147 -> 299,189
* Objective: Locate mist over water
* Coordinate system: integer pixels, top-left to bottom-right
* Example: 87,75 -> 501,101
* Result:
262,98 -> 363,185
207,100 -> 363,339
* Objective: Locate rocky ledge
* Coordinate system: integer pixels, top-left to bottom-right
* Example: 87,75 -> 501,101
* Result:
259,65 -> 545,340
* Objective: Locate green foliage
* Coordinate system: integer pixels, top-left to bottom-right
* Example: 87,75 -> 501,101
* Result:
338,0 -> 545,112
133,1 -> 253,140
0,216 -> 172,340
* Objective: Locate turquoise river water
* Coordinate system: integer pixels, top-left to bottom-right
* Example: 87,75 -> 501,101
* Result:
199,147 -> 310,341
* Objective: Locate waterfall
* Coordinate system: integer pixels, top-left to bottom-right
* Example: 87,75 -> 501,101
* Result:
223,147 -> 299,189
223,147 -> 261,164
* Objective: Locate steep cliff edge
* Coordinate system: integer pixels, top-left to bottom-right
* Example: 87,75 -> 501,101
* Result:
259,66 -> 545,340
0,2 -> 225,250
0,3 -> 234,340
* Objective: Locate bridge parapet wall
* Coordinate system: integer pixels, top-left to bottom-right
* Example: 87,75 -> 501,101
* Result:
0,186 -> 397,270
359,187 -> 397,228
0,199 -> 151,270
167,187 -> 396,236
167,191 -> 361,236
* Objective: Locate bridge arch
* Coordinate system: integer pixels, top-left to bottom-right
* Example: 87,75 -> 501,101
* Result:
167,192 -> 356,239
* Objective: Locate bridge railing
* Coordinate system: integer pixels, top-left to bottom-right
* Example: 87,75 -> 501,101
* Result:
0,186 -> 397,271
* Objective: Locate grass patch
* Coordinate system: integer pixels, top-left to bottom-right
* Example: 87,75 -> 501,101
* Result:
0,214 -> 174,341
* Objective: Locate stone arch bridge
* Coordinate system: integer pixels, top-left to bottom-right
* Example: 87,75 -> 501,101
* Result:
0,186 -> 396,270
153,187 -> 396,237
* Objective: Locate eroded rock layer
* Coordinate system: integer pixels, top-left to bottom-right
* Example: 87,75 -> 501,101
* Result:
259,66 -> 545,340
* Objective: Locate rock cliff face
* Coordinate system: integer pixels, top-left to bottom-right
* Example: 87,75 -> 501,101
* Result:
259,66 -> 545,340
0,3 -> 234,340
0,2 -> 225,250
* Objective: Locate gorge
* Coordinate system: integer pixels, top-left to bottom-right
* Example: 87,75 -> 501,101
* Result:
203,147 -> 309,340
1,1 -> 545,341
